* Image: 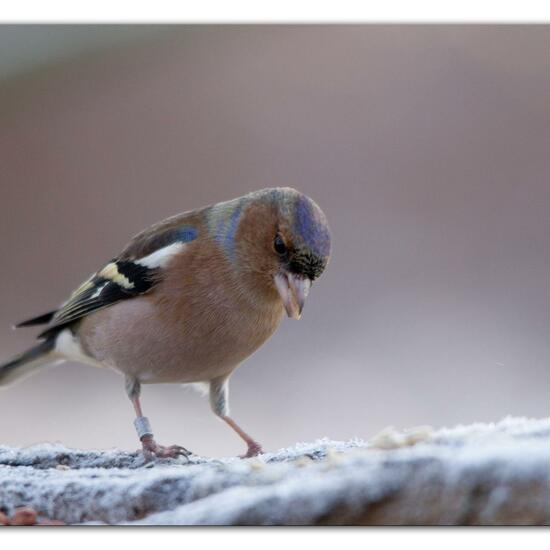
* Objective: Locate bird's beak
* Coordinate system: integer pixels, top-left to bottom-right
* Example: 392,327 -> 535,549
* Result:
274,272 -> 311,319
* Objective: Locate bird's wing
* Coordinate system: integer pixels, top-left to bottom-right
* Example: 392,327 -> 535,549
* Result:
28,217 -> 200,339
42,259 -> 157,334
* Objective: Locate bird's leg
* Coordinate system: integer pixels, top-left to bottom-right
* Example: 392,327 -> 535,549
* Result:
222,416 -> 264,458
125,376 -> 190,460
209,376 -> 263,458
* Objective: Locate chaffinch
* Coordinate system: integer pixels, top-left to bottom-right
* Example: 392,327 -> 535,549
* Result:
0,188 -> 331,459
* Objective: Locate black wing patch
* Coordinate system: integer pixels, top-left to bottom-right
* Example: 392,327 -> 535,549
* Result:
38,259 -> 158,339
19,222 -> 199,340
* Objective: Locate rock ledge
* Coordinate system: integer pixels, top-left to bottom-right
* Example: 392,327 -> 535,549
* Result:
2,417 -> 550,525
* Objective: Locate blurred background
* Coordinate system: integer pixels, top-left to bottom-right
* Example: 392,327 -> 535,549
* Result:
1,25 -> 550,456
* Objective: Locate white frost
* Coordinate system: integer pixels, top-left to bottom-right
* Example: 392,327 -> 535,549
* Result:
2,417 -> 550,525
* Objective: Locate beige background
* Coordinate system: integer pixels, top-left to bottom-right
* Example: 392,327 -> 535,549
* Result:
1,25 -> 550,456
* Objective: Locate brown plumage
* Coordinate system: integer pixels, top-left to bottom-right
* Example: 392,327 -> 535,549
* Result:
1,188 -> 331,459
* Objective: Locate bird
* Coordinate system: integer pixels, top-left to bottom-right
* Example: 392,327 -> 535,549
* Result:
0,188 -> 331,459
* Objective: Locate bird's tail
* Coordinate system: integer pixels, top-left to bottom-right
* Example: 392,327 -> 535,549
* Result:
0,339 -> 57,387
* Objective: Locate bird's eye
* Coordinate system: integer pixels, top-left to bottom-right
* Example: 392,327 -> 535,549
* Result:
273,234 -> 287,255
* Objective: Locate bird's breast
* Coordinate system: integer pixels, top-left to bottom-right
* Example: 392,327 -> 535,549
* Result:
78,284 -> 284,384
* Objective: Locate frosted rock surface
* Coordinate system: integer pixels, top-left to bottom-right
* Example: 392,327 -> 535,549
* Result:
1,417 -> 550,525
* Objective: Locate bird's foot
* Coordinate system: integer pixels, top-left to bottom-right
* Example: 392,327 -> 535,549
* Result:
141,436 -> 191,461
240,440 -> 263,458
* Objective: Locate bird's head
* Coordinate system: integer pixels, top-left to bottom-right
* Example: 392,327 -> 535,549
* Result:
223,188 -> 331,319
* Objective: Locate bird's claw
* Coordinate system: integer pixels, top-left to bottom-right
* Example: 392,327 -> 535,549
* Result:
240,441 -> 263,458
141,438 -> 191,461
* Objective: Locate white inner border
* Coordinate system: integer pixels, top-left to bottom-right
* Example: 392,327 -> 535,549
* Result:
3,5 -> 547,545
2,1 -> 550,23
